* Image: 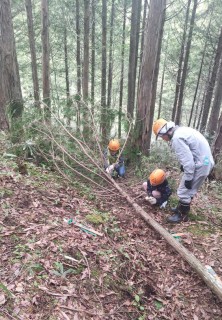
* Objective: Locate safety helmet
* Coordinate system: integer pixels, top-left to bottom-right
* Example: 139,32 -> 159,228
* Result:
153,119 -> 175,136
108,139 -> 120,152
149,169 -> 166,186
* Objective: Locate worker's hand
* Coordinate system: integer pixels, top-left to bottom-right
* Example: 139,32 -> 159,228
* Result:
184,180 -> 192,189
180,165 -> 184,172
145,196 -> 157,205
160,201 -> 167,209
106,164 -> 114,174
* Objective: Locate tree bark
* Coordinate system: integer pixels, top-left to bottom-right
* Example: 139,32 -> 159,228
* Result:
83,0 -> 89,101
76,0 -> 81,130
0,0 -> 23,134
200,27 -> 222,132
212,112 -> 222,163
171,0 -> 191,121
188,43 -> 206,127
175,0 -> 198,125
41,0 -> 50,118
91,0 -> 95,112
82,0 -> 90,137
100,0 -> 107,140
207,57 -> 222,135
134,0 -> 166,155
118,0 -> 127,139
25,0 -> 40,108
107,0 -> 115,109
127,0 -> 142,119
64,25 -> 72,125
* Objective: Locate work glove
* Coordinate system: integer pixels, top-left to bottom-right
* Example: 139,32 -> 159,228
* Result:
180,165 -> 184,172
184,180 -> 192,189
106,164 -> 114,174
145,196 -> 157,205
160,201 -> 167,209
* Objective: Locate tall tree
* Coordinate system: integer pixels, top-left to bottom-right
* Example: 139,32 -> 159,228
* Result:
188,38 -> 207,127
83,0 -> 90,136
0,0 -> 23,134
171,0 -> 191,121
207,55 -> 222,135
158,33 -> 169,119
100,0 -> 107,139
212,111 -> 222,164
83,0 -> 89,101
134,0 -> 166,154
64,24 -> 71,125
175,0 -> 198,124
200,27 -> 222,132
127,0 -> 142,119
25,0 -> 40,108
107,0 -> 115,109
91,0 -> 95,111
41,0 -> 50,118
76,0 -> 81,129
118,0 -> 127,139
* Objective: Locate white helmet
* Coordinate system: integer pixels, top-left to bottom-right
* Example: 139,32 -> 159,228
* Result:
158,121 -> 175,135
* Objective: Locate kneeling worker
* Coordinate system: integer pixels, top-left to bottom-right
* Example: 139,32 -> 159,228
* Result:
143,169 -> 172,208
104,139 -> 126,178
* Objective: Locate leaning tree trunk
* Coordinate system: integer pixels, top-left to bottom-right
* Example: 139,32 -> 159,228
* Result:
134,0 -> 166,155
111,179 -> 222,302
200,27 -> 222,133
175,0 -> 198,125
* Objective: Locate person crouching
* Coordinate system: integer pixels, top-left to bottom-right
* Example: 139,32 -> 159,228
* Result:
143,169 -> 172,208
104,139 -> 126,178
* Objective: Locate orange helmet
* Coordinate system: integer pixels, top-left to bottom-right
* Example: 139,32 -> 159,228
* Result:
149,169 -> 166,186
152,118 -> 167,136
108,139 -> 120,152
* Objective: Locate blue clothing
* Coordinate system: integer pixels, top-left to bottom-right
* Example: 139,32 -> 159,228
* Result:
147,179 -> 172,205
103,148 -> 125,177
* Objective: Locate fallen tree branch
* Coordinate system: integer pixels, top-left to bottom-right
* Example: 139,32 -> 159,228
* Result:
112,179 -> 222,302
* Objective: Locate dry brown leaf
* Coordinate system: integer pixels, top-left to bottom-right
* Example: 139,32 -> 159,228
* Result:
0,294 -> 6,305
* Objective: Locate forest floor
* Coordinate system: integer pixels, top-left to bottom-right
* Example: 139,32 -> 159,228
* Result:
0,154 -> 222,320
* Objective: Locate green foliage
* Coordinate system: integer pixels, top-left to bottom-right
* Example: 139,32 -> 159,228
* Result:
135,140 -> 179,179
0,283 -> 13,298
154,299 -> 164,310
85,210 -> 110,225
52,262 -> 74,278
133,293 -> 145,312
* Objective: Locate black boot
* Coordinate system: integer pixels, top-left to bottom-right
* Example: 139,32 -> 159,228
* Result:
167,201 -> 190,223
170,197 -> 192,213
170,207 -> 177,213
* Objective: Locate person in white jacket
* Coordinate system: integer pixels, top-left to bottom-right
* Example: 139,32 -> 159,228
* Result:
153,118 -> 214,223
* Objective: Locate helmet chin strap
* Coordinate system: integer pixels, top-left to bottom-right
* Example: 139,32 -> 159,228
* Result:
166,127 -> 176,140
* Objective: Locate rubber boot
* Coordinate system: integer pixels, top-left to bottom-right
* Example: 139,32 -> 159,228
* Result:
167,201 -> 190,223
170,197 -> 192,213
